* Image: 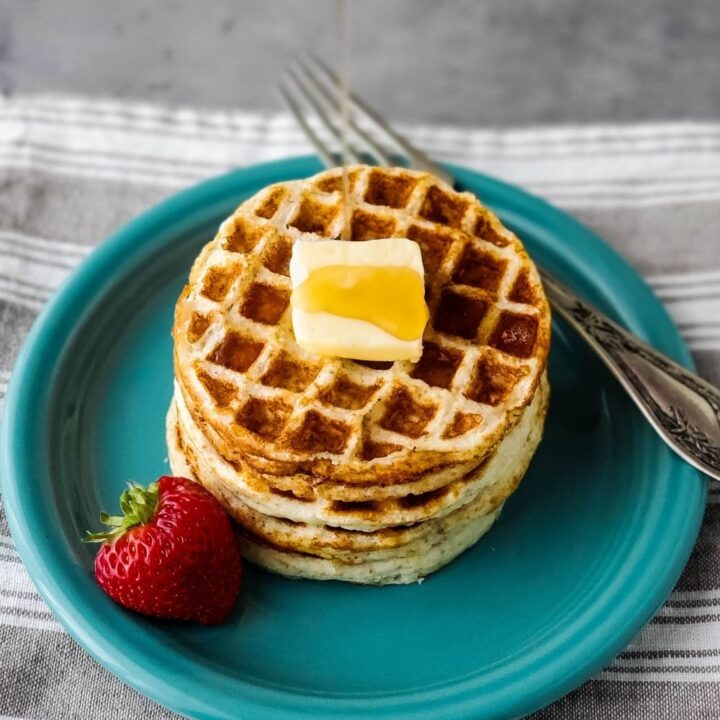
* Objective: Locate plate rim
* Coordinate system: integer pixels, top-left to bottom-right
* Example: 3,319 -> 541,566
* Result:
0,155 -> 707,720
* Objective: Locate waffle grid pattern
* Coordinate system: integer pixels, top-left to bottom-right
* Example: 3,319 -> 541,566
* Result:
173,166 -> 550,481
171,379 -> 546,531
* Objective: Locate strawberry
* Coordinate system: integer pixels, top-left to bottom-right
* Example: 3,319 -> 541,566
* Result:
85,476 -> 242,625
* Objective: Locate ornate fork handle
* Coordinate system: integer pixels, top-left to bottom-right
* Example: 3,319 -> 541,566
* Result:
279,61 -> 720,483
542,272 -> 720,482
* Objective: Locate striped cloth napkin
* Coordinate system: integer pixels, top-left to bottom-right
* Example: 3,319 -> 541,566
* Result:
0,96 -> 718,719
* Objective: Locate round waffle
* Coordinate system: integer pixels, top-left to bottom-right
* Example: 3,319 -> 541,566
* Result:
235,508 -> 501,585
173,165 -> 551,483
167,384 -> 545,561
170,375 -> 547,532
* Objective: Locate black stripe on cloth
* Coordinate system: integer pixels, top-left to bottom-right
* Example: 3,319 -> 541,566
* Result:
0,605 -> 54,622
0,588 -> 39,601
666,597 -> 720,609
607,665 -> 720,674
530,680 -> 720,720
652,614 -> 720,625
0,511 -> 10,539
621,649 -> 720,659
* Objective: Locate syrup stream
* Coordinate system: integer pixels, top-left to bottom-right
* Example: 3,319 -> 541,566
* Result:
338,0 -> 352,240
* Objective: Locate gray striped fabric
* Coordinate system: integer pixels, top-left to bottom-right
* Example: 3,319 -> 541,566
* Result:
0,96 -> 719,719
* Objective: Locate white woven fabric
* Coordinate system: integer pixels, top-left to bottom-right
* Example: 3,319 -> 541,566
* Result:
0,96 -> 718,719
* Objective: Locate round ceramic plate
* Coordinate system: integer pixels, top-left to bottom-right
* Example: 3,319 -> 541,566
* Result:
0,157 -> 707,720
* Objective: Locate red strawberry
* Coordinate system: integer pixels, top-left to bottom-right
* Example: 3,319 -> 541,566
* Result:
85,476 -> 242,625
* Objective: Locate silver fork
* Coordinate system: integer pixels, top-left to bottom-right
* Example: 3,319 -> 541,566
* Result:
280,57 -> 720,483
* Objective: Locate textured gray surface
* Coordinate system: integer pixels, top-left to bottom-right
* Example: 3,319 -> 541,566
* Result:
1,0 -> 719,124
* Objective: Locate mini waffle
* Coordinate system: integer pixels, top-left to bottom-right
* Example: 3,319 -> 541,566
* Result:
169,164 -> 551,583
173,165 -> 550,483
170,375 -> 547,532
167,383 -> 545,561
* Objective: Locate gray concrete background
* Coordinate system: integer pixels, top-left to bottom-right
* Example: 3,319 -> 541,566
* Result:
1,0 -> 719,125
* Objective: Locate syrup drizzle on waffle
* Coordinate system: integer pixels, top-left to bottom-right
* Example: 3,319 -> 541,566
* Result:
172,165 -> 551,483
338,0 -> 352,240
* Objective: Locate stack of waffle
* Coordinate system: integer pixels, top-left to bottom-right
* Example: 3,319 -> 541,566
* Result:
167,165 -> 551,585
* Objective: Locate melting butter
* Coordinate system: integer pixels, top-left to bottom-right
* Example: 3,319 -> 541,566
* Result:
293,265 -> 428,341
289,238 -> 428,361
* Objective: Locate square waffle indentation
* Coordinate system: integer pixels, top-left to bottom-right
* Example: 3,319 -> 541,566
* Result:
360,440 -> 402,460
197,370 -> 237,408
474,214 -> 509,247
262,234 -> 294,276
489,312 -> 539,359
379,386 -> 437,438
260,352 -> 320,392
200,266 -> 237,302
411,342 -> 463,389
241,283 -> 290,325
222,217 -> 266,253
315,170 -> 359,194
452,244 -> 507,294
237,397 -> 292,440
442,411 -> 483,439
187,312 -> 210,343
508,270 -> 537,305
419,185 -> 469,228
364,170 -> 418,208
288,196 -> 339,236
289,411 -> 350,454
255,187 -> 287,220
209,332 -> 264,373
350,209 -> 396,241
465,355 -> 528,406
319,375 -> 381,410
433,288 -> 488,340
406,224 -> 454,274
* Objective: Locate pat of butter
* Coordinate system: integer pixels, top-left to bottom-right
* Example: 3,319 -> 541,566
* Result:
289,238 -> 428,362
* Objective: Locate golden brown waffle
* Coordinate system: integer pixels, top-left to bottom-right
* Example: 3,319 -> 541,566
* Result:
173,165 -> 551,483
169,375 -> 547,532
167,386 -> 545,559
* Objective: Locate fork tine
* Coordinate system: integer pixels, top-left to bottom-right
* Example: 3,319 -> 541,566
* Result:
296,61 -> 395,167
279,84 -> 336,169
307,55 -> 453,183
286,69 -> 365,165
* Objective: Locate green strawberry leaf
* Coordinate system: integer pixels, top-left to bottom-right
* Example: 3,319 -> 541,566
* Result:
83,480 -> 160,544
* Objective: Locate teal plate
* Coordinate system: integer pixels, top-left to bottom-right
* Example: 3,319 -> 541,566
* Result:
0,157 -> 707,720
